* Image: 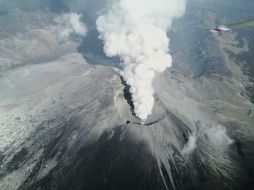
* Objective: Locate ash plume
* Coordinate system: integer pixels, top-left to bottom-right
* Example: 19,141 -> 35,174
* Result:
96,0 -> 186,120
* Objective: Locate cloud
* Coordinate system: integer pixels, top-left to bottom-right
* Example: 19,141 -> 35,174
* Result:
206,125 -> 233,147
54,13 -> 87,42
0,10 -> 87,73
182,134 -> 197,156
96,0 -> 186,120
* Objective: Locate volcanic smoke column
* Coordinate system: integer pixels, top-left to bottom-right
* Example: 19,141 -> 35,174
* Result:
97,0 -> 186,120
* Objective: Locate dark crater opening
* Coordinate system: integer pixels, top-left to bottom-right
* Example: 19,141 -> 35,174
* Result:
119,79 -> 169,126
126,116 -> 166,127
120,77 -> 136,117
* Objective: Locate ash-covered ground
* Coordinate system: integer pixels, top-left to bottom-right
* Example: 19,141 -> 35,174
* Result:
0,0 -> 254,190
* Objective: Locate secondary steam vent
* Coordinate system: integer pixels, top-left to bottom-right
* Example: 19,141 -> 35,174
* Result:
96,0 -> 186,121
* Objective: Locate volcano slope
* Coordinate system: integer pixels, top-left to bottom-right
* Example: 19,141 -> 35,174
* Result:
0,49 -> 253,190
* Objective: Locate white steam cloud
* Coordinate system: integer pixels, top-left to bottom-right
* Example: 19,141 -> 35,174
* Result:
182,134 -> 197,156
54,13 -> 87,42
206,125 -> 233,147
96,0 -> 186,120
